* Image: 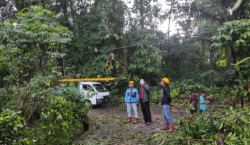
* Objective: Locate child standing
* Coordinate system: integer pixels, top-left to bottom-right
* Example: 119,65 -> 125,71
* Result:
188,90 -> 198,115
200,91 -> 210,113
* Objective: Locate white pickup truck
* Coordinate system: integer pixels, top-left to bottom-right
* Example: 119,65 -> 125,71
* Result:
77,81 -> 110,105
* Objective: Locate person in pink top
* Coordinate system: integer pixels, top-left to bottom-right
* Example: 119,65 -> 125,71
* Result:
188,90 -> 198,115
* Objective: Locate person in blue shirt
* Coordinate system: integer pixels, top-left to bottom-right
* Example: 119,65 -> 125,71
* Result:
125,81 -> 139,124
200,91 -> 210,113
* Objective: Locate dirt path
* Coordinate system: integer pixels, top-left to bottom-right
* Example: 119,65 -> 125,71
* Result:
75,105 -> 185,144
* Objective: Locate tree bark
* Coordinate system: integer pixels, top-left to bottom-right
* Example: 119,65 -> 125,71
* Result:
139,0 -> 144,29
168,1 -> 173,39
230,45 -> 241,105
216,134 -> 225,145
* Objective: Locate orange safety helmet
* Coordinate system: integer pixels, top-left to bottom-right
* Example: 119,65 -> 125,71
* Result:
162,78 -> 170,84
129,81 -> 134,84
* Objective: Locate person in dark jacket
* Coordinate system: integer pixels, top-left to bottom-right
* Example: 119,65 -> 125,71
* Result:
188,90 -> 198,115
160,78 -> 174,132
139,79 -> 152,125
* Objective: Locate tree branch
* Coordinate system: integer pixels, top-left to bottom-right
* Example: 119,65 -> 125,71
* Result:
165,138 -> 214,143
18,102 -> 45,110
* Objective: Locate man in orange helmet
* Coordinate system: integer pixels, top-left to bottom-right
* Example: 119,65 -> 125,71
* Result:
125,81 -> 139,123
160,78 -> 174,132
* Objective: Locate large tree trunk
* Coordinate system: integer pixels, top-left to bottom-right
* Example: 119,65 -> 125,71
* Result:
230,45 -> 241,106
168,1 -> 173,39
139,0 -> 144,29
247,77 -> 250,106
123,48 -> 127,75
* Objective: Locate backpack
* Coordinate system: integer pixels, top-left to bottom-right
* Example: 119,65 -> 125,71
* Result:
127,89 -> 137,98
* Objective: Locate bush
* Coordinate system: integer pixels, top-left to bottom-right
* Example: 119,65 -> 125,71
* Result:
0,82 -> 90,144
0,109 -> 25,144
153,106 -> 250,144
0,5 -> 91,145
33,96 -> 89,144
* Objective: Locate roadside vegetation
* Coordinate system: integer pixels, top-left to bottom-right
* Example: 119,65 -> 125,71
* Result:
1,0 -> 250,144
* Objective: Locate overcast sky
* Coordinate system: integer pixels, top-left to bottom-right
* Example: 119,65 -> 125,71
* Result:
123,0 -> 181,36
155,0 -> 180,35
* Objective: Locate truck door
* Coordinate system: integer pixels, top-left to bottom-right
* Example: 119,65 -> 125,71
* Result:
81,84 -> 96,105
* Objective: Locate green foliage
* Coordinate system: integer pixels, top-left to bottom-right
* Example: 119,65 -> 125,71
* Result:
0,5 -> 72,85
153,107 -> 250,144
0,5 -> 90,144
150,90 -> 161,104
211,19 -> 250,67
35,95 -> 89,144
0,109 -> 24,144
211,19 -> 250,99
0,0 -> 250,144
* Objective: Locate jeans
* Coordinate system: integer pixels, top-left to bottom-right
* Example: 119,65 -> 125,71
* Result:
127,103 -> 138,118
162,104 -> 173,125
140,99 -> 152,123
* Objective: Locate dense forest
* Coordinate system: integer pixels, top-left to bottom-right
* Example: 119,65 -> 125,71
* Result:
0,0 -> 250,144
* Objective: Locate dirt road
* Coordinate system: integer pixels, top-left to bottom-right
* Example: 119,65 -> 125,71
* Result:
75,104 -> 185,144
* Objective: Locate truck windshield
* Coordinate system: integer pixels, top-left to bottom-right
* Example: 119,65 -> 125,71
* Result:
93,84 -> 108,92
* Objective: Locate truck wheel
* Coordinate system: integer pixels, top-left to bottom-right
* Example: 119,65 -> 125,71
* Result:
85,100 -> 92,109
83,120 -> 89,131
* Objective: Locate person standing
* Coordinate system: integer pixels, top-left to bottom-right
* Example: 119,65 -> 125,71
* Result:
139,79 -> 152,125
125,81 -> 139,124
188,90 -> 198,115
160,78 -> 174,132
200,91 -> 210,113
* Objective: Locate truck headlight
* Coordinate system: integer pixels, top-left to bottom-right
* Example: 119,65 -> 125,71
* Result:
97,96 -> 103,99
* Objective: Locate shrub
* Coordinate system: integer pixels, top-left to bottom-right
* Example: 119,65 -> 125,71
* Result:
0,109 -> 25,144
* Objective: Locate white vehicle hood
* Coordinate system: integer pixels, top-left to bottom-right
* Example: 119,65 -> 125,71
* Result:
97,91 -> 109,96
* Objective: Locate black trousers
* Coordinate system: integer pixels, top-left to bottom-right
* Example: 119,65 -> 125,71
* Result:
140,99 -> 152,123
190,106 -> 197,115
